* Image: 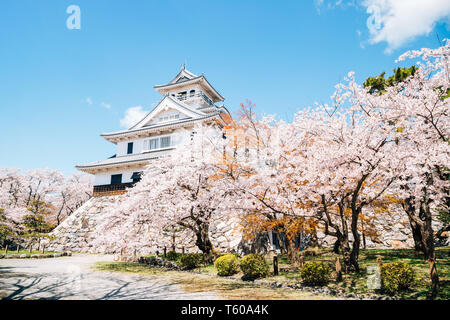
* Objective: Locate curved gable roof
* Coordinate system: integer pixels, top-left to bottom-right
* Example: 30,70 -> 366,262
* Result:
128,95 -> 206,130
168,64 -> 198,84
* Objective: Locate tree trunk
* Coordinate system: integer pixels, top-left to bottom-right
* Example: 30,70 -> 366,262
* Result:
194,224 -> 214,255
341,238 -> 351,272
429,259 -> 439,299
337,202 -> 352,272
310,230 -> 319,248
409,218 -> 425,252
172,233 -> 176,252
286,239 -> 299,265
333,238 -> 341,254
350,212 -> 361,272
361,220 -> 367,250
403,193 -> 440,297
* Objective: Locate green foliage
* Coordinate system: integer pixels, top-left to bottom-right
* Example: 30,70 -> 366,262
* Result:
381,262 -> 416,294
300,261 -> 330,286
438,208 -> 450,225
0,208 -> 15,246
22,214 -> 53,234
239,254 -> 269,280
180,253 -> 203,270
165,250 -> 180,261
363,66 -> 417,95
363,72 -> 388,95
215,253 -> 239,276
22,200 -> 54,236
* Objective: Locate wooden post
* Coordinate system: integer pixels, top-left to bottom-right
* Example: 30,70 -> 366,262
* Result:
336,257 -> 342,282
41,245 -> 45,254
4,245 -> 8,255
299,255 -> 305,268
182,247 -> 185,256
273,255 -> 279,276
163,247 -> 167,258
29,243 -> 32,254
376,256 -> 383,269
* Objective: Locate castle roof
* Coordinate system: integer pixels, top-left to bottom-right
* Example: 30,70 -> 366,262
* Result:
153,65 -> 225,102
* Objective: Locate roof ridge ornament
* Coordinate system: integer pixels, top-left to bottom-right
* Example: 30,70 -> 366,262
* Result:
181,63 -> 186,70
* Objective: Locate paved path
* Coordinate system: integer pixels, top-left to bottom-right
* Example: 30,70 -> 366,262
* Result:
0,254 -> 220,300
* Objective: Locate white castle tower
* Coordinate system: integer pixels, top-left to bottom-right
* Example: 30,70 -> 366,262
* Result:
76,65 -> 230,196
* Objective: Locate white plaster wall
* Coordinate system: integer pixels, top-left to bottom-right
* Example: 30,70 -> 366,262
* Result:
95,129 -> 194,186
94,169 -> 137,186
116,129 -> 191,156
116,141 -> 128,156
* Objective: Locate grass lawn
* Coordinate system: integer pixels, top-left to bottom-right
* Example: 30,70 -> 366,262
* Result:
96,247 -> 449,300
279,246 -> 450,300
94,261 -> 338,300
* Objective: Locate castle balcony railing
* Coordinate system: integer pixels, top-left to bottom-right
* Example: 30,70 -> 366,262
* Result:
93,182 -> 135,197
175,91 -> 215,107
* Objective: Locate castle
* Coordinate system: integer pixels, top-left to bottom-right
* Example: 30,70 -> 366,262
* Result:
76,65 -> 230,196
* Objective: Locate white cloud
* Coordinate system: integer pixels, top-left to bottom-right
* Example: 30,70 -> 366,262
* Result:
85,97 -> 93,105
315,0 -> 324,6
314,0 -> 356,12
314,0 -> 324,13
101,102 -> 111,109
363,0 -> 450,53
120,106 -> 148,128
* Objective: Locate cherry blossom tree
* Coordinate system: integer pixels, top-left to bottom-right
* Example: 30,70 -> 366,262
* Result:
218,100 -> 403,271
92,125 -> 236,256
0,168 -> 93,247
317,40 -> 449,295
51,173 -> 93,226
216,103 -> 320,262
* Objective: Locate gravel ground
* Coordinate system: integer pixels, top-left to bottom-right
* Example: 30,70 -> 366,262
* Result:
0,254 -> 220,300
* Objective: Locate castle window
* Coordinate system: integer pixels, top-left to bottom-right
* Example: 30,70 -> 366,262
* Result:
146,138 -> 159,150
190,90 -> 195,96
143,136 -> 172,151
127,142 -> 133,154
111,174 -> 122,185
160,136 -> 171,148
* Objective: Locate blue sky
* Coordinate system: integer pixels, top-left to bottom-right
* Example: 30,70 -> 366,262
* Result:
1,0 -> 449,175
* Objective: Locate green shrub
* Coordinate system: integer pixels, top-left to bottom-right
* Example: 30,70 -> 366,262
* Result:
380,262 -> 416,294
180,253 -> 203,270
215,254 -> 239,276
166,250 -> 180,261
147,256 -> 157,265
239,254 -> 269,280
300,261 -> 330,286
